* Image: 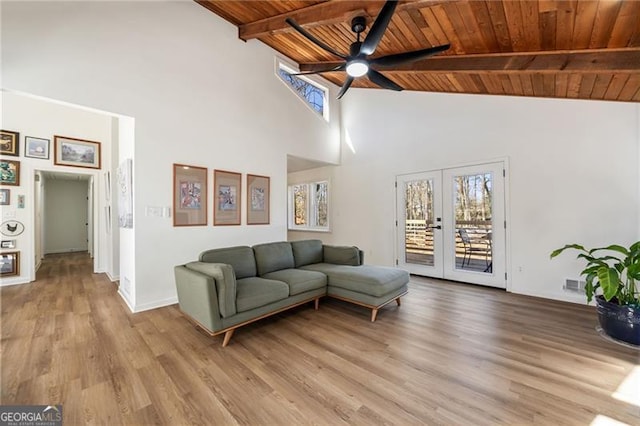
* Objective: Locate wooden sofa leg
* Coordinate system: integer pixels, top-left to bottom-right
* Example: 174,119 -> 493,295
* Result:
314,298 -> 320,310
396,297 -> 402,306
371,308 -> 379,322
222,329 -> 235,347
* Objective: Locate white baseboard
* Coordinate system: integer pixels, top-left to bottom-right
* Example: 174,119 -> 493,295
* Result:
134,296 -> 178,313
0,277 -> 31,287
106,271 -> 119,282
118,288 -> 135,313
511,287 -> 590,306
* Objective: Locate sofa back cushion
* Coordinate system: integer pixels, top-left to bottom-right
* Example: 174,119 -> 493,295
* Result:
253,242 -> 295,276
323,245 -> 361,266
199,246 -> 256,279
291,239 -> 324,267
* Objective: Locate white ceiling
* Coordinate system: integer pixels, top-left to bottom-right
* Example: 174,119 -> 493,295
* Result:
287,155 -> 333,173
41,171 -> 91,181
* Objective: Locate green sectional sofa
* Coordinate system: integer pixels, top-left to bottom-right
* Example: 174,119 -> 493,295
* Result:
174,239 -> 409,346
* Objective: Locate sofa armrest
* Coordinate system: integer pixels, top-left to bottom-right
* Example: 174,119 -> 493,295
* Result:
323,245 -> 362,266
183,262 -> 237,318
174,266 -> 224,333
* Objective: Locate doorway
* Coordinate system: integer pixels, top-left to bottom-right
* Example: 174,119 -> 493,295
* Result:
396,161 -> 507,288
36,171 -> 95,270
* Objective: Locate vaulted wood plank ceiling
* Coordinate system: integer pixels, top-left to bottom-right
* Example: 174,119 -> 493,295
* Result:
197,0 -> 640,102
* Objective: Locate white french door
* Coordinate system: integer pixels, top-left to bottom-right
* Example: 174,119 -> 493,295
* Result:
396,161 -> 506,288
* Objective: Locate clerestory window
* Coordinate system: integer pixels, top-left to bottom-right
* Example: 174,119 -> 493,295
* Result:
277,61 -> 329,121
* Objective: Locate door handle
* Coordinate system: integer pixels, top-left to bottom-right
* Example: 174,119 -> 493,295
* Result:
428,225 -> 442,230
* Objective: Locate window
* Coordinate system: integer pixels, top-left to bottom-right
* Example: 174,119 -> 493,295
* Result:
288,181 -> 329,231
276,61 -> 329,121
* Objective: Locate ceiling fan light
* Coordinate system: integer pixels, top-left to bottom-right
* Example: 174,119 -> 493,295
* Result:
346,60 -> 368,77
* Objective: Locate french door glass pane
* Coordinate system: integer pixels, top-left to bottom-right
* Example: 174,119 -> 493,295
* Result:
454,173 -> 493,273
404,179 -> 434,266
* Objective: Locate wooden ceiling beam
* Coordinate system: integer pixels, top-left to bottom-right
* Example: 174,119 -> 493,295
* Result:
298,48 -> 640,74
239,0 -> 457,41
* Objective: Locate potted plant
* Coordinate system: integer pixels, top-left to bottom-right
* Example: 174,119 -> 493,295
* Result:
550,242 -> 640,346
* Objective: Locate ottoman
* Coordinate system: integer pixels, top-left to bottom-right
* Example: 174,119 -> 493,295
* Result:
300,263 -> 409,321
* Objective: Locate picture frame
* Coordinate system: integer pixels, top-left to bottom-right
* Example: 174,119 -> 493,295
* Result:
247,174 -> 270,225
0,130 -> 20,156
0,160 -> 20,186
54,135 -> 101,169
25,136 -> 50,159
0,251 -> 19,277
0,189 -> 9,206
173,163 -> 208,226
214,170 -> 241,226
1,240 -> 16,249
117,159 -> 133,229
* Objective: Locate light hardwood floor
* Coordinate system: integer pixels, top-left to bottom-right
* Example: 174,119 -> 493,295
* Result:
2,253 -> 639,425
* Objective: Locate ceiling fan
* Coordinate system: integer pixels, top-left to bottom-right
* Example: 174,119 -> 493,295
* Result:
285,0 -> 450,99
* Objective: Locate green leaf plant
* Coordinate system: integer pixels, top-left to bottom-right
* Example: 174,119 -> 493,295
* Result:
550,242 -> 640,306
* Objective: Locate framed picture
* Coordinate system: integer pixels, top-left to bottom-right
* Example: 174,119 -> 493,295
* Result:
0,189 -> 8,206
117,159 -> 133,228
0,251 -> 19,277
247,174 -> 270,225
173,164 -> 208,226
1,240 -> 16,249
0,130 -> 19,156
214,170 -> 241,226
25,136 -> 50,159
0,160 -> 20,186
54,135 -> 101,169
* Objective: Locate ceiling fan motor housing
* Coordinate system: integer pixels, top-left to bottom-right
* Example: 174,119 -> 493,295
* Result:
351,16 -> 366,34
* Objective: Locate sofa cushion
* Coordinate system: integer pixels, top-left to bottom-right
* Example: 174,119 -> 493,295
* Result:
300,264 -> 409,297
323,245 -> 361,266
235,277 -> 289,313
185,262 -> 237,318
291,239 -> 324,267
199,246 -> 256,279
263,268 -> 327,296
253,242 -> 295,276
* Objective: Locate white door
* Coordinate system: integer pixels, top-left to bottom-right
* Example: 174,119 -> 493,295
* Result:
396,161 -> 506,289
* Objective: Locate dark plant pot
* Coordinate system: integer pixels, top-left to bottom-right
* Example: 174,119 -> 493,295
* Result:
596,296 -> 640,346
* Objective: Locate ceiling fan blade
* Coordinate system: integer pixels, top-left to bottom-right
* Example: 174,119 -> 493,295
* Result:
371,44 -> 451,68
367,69 -> 403,91
360,0 -> 398,56
290,64 -> 346,76
285,18 -> 347,59
337,76 -> 354,99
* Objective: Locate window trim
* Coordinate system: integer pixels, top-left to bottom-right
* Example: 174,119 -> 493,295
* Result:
288,180 -> 330,232
275,58 -> 330,122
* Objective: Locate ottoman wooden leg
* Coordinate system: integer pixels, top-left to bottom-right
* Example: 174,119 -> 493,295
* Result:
314,297 -> 320,310
371,308 -> 379,322
396,297 -> 402,306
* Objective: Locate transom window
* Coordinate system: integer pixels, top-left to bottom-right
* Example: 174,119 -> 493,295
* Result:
277,61 -> 329,121
288,181 -> 329,231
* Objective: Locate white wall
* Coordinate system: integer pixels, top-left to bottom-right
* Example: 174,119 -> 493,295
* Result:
0,91 -> 114,285
34,171 -> 43,270
44,179 -> 88,254
2,1 -> 341,310
333,89 -> 639,303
